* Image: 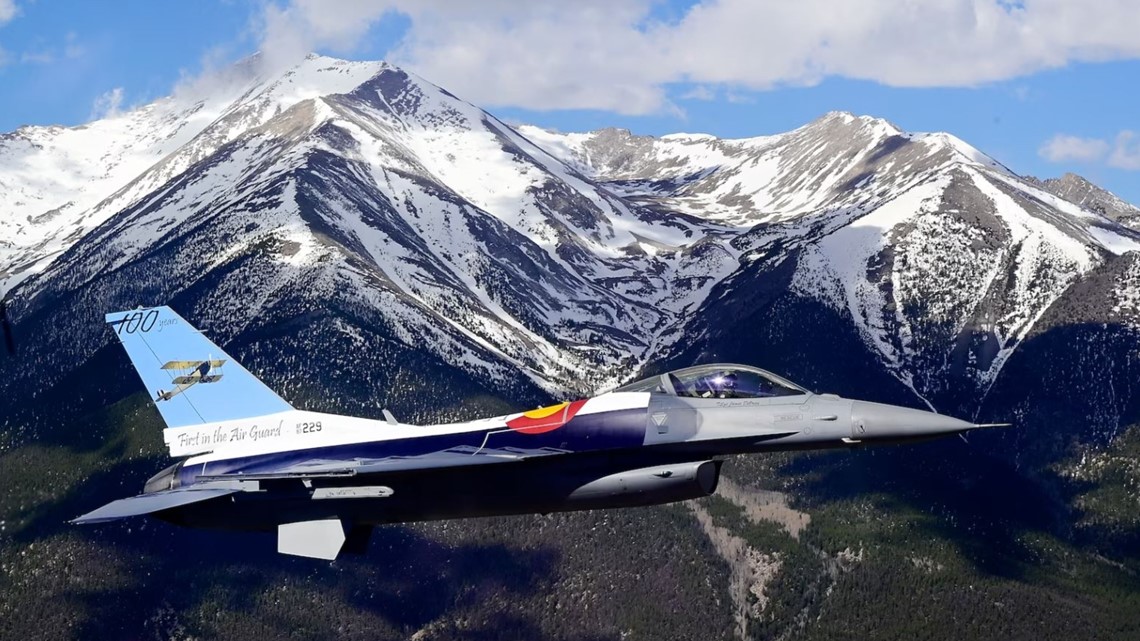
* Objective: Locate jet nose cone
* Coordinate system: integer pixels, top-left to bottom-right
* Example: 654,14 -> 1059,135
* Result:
851,401 -> 974,440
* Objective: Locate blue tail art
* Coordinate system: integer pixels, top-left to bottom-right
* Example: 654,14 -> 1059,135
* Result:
106,306 -> 293,428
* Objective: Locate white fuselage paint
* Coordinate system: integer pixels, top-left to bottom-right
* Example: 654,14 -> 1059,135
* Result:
176,392 -> 651,467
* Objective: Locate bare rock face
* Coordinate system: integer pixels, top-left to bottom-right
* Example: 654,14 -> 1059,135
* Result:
1029,172 -> 1140,230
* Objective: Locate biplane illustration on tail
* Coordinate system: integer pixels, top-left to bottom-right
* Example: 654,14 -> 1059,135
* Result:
156,359 -> 226,401
76,306 -> 1009,561
104,307 -> 292,427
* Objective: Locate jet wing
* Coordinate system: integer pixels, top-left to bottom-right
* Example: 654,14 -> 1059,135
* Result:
198,445 -> 569,482
72,487 -> 241,524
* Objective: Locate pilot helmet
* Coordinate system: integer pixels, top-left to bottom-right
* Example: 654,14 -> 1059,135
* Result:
701,370 -> 738,397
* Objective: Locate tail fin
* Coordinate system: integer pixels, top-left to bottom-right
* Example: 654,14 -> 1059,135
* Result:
107,306 -> 293,434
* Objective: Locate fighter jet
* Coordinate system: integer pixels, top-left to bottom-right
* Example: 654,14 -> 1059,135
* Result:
74,306 -> 1007,560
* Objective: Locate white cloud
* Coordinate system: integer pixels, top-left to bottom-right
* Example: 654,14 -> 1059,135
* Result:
252,0 -> 1140,115
256,0 -> 399,73
388,2 -> 673,115
91,87 -> 125,120
1040,131 -> 1140,171
662,0 -> 1140,89
1108,131 -> 1140,170
0,0 -> 18,26
680,85 -> 715,101
254,0 -> 672,114
1039,134 -> 1110,163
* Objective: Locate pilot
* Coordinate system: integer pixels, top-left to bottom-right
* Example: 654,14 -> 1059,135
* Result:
698,371 -> 739,398
717,371 -> 739,398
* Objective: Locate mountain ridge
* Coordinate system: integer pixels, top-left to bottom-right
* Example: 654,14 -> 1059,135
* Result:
3,55 -> 1139,413
3,54 -> 1140,641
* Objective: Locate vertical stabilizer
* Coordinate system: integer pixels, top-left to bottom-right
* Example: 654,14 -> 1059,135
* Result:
106,306 -> 293,434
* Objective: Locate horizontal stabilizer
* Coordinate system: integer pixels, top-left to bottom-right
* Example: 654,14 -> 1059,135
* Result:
71,488 -> 240,524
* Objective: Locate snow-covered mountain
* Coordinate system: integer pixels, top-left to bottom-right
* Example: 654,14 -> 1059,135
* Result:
1029,172 -> 1140,231
521,116 -> 1140,410
2,54 -> 1138,421
0,56 -> 398,293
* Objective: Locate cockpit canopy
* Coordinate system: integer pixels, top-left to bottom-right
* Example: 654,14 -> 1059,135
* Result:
614,364 -> 808,399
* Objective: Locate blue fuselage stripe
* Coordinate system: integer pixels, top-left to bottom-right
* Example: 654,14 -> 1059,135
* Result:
179,407 -> 648,485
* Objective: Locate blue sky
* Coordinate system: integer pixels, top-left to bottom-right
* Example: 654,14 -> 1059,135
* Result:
1,0 -> 1137,204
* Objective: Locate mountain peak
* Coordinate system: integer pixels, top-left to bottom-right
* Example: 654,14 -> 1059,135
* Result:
1030,172 -> 1140,229
812,110 -> 901,134
166,53 -> 396,117
0,54 -> 429,296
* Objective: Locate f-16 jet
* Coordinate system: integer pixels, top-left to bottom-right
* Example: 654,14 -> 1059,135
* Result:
74,306 -> 1006,560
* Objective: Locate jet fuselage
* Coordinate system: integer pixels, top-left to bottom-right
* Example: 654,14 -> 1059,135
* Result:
76,307 -> 1002,560
144,389 -> 972,532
